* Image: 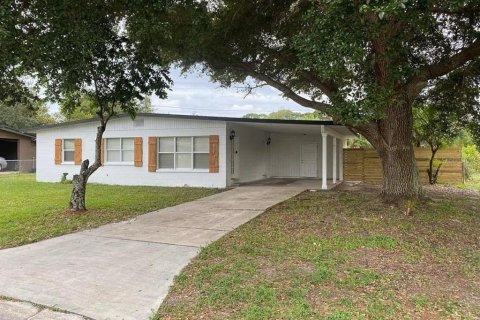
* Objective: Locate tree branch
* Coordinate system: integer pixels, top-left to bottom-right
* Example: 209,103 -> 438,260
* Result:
405,39 -> 480,98
260,46 -> 340,100
235,82 -> 269,98
230,62 -> 333,112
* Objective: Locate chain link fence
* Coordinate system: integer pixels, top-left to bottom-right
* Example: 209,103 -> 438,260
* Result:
0,159 -> 36,173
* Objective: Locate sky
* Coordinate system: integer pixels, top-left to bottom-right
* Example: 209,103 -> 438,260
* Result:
148,68 -> 313,117
46,67 -> 313,117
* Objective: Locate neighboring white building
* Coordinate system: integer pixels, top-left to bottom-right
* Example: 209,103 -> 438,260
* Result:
34,113 -> 354,189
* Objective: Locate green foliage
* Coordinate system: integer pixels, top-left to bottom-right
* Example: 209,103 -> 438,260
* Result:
59,94 -> 154,121
16,1 -> 171,124
419,59 -> 480,147
413,103 -> 465,184
347,136 -> 372,149
0,1 -> 35,104
0,100 -> 57,129
462,145 -> 480,177
243,109 -> 328,120
59,94 -> 98,121
452,129 -> 476,148
413,104 -> 460,150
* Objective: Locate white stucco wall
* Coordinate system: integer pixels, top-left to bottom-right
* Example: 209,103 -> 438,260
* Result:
36,116 -> 227,188
269,133 -> 335,178
226,123 -> 269,185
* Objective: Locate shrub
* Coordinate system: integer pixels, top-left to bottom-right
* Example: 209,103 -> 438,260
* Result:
462,145 -> 480,178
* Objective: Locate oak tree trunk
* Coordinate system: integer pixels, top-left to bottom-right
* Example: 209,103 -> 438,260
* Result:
359,100 -> 423,202
377,143 -> 422,202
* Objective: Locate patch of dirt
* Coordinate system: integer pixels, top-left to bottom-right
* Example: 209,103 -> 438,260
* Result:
335,181 -> 382,192
350,247 -> 480,307
337,181 -> 480,200
423,184 -> 480,199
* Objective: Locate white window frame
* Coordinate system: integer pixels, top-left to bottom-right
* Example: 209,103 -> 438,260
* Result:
62,139 -> 75,164
104,137 -> 135,165
157,136 -> 209,172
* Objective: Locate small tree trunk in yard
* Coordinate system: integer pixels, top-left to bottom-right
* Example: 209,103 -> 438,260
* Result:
427,145 -> 440,185
69,160 -> 89,211
69,122 -> 106,212
359,100 -> 423,202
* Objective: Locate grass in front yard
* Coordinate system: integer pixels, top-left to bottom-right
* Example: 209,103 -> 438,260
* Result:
157,188 -> 480,319
0,174 -> 218,248
460,173 -> 480,191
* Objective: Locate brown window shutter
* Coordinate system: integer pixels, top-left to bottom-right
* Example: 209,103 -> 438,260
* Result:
74,139 -> 82,165
148,137 -> 157,172
100,138 -> 105,166
209,135 -> 219,173
134,137 -> 143,167
54,139 -> 62,165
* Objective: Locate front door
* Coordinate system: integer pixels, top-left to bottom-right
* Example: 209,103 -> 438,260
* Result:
301,143 -> 317,177
231,137 -> 240,179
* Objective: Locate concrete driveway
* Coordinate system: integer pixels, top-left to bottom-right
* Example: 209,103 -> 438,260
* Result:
0,180 -> 322,320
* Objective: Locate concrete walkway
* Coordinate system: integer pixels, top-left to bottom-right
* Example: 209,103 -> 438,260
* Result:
0,180 -> 321,320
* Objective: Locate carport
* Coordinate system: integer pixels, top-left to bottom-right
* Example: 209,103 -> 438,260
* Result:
0,126 -> 36,172
0,139 -> 18,161
225,120 -> 355,189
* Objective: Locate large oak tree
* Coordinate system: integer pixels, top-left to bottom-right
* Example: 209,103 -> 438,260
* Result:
128,0 -> 480,201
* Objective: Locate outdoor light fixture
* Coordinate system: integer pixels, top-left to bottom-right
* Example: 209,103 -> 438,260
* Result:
229,130 -> 236,140
266,137 -> 271,145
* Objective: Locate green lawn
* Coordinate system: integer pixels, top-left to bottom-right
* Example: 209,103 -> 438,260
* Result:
460,173 -> 480,191
157,188 -> 480,319
0,173 -> 218,248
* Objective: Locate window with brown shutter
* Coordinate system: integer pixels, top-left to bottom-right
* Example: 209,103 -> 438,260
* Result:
157,136 -> 209,170
209,135 -> 219,173
134,137 -> 143,167
74,139 -> 82,165
148,137 -> 157,172
54,139 -> 62,165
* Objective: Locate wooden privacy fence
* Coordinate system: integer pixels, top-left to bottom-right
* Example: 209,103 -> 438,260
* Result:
343,148 -> 464,184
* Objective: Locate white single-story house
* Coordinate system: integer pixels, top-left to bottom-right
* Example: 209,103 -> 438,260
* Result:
33,113 -> 355,189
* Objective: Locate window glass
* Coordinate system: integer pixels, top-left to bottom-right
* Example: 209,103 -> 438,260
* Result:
64,151 -> 74,162
64,139 -> 74,150
194,153 -> 209,169
105,138 -> 134,163
63,139 -> 75,162
176,137 -> 192,152
122,150 -> 134,162
159,137 -> 174,152
158,154 -> 174,168
107,138 -> 121,149
194,137 -> 209,153
176,153 -> 192,168
107,150 -> 121,162
156,136 -> 209,170
122,138 -> 134,150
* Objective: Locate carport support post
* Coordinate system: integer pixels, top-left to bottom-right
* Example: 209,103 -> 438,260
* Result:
332,138 -> 337,184
321,133 -> 328,190
339,139 -> 344,181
